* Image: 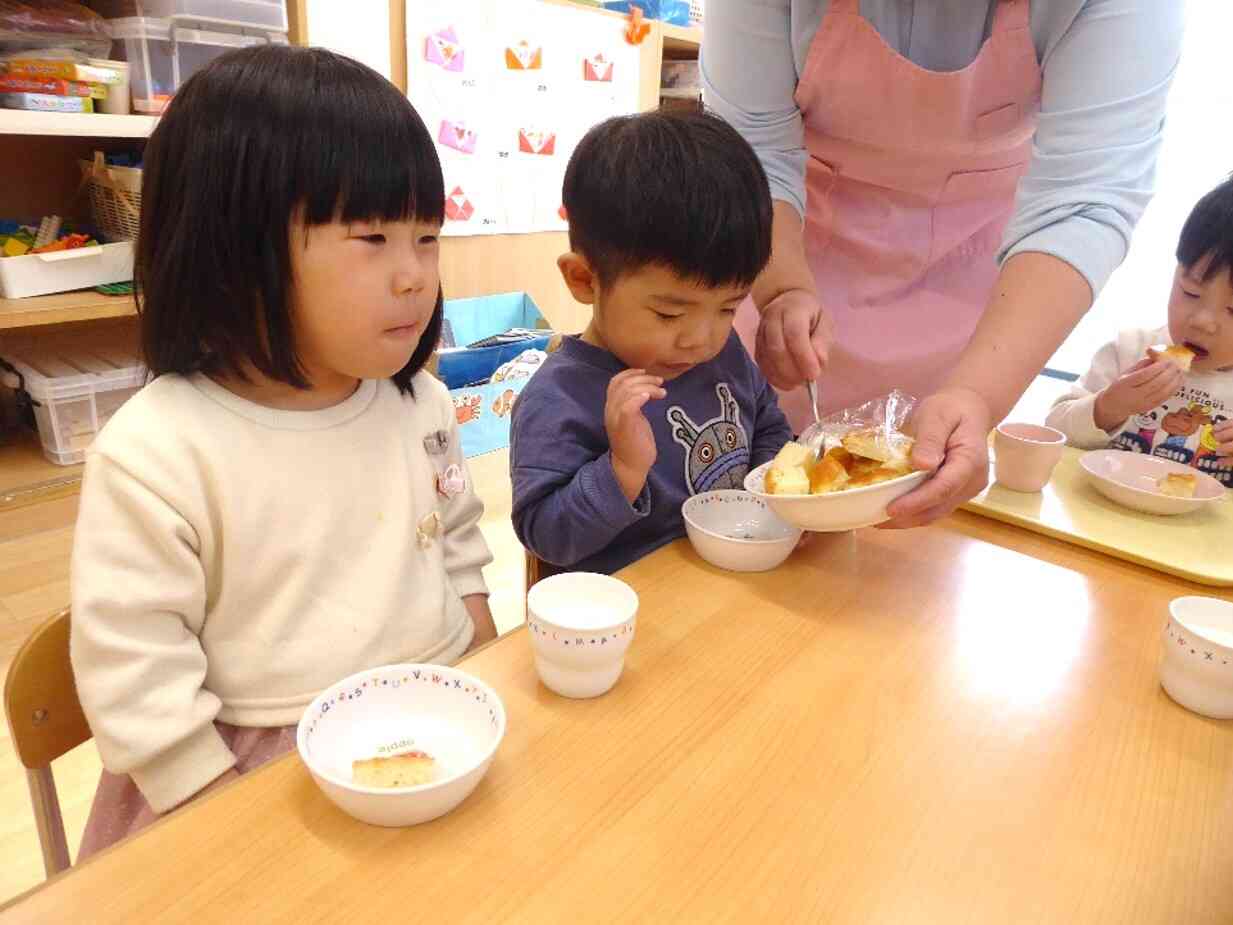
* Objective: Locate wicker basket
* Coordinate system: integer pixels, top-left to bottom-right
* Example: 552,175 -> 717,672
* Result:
79,153 -> 143,243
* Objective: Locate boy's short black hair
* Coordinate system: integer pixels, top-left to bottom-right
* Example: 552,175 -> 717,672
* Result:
1177,174 -> 1233,281
138,45 -> 444,393
562,110 -> 772,290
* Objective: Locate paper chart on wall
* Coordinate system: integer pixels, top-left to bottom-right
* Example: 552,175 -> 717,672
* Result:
408,0 -> 642,237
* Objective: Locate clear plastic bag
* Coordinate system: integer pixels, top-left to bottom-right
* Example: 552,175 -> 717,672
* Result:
800,389 -> 917,455
0,1 -> 111,56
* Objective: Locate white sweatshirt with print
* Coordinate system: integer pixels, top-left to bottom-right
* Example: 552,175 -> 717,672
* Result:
1046,325 -> 1233,486
70,372 -> 491,812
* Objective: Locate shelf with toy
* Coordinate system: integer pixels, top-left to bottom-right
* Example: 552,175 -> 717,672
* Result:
0,109 -> 158,138
0,289 -> 136,330
1,208 -> 137,299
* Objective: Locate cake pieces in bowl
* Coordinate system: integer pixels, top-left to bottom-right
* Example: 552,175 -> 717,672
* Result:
764,428 -> 916,497
746,428 -> 928,532
352,751 -> 438,788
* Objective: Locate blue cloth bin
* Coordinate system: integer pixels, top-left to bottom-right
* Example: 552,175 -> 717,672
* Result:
438,292 -> 552,457
602,0 -> 690,25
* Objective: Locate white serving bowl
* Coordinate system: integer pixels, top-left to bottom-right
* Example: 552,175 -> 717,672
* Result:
1080,450 -> 1225,516
527,572 -> 638,699
297,663 -> 505,827
1161,596 -> 1233,719
743,461 -> 928,532
681,489 -> 802,572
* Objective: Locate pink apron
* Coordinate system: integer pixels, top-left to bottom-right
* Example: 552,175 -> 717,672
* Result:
736,0 -> 1042,430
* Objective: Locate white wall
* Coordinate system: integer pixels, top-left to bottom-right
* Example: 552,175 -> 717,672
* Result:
1051,1 -> 1233,374
305,0 -> 392,79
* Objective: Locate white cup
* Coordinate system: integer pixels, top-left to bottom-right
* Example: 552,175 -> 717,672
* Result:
1161,596 -> 1233,719
993,422 -> 1066,492
526,572 -> 638,698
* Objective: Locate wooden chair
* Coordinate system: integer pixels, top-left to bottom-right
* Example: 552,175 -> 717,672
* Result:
4,609 -> 91,877
525,550 -> 562,592
526,549 -> 545,592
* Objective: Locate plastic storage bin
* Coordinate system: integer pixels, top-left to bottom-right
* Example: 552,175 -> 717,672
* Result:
436,292 -> 551,458
602,0 -> 690,26
109,16 -> 288,113
0,242 -> 134,299
135,0 -> 288,31
0,329 -> 147,465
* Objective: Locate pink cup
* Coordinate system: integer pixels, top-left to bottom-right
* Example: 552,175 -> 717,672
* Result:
993,423 -> 1067,493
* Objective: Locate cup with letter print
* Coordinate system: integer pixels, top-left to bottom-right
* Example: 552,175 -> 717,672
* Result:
526,573 -> 637,698
1161,596 -> 1233,718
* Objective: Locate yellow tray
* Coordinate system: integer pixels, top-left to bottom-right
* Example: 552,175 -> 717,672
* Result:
962,446 -> 1233,587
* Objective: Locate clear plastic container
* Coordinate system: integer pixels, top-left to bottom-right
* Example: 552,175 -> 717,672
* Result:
136,0 -> 288,32
1,328 -> 147,465
108,16 -> 287,113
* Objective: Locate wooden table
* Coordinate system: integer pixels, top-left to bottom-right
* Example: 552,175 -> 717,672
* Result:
4,513 -> 1232,923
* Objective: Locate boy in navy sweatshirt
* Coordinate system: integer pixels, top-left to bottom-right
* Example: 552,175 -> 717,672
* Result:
510,111 -> 791,574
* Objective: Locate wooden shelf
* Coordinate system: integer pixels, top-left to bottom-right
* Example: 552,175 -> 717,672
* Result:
0,291 -> 137,330
0,110 -> 158,139
0,429 -> 83,513
662,23 -> 702,55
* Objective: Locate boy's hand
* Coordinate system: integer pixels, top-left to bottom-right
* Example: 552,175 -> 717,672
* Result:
1093,358 -> 1183,432
605,369 -> 666,503
1215,420 -> 1233,456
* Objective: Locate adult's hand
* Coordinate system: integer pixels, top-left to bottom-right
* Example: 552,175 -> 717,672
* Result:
881,387 -> 991,529
754,288 -> 834,391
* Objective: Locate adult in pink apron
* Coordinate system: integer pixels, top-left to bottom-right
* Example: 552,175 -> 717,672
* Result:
735,0 -> 1042,429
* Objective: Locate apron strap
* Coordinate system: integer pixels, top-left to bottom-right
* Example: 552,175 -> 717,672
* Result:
991,0 -> 1030,35
830,0 -> 860,14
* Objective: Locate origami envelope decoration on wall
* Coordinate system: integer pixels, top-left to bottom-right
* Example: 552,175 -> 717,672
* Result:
439,120 -> 477,154
583,53 -> 613,82
445,186 -> 474,222
425,27 -> 464,72
505,40 -> 543,70
518,129 -> 556,156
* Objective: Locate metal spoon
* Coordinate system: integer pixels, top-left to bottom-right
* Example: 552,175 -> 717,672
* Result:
803,378 -> 825,453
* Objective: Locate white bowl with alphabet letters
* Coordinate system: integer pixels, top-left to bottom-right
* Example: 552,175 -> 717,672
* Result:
297,663 -> 505,827
682,490 -> 802,571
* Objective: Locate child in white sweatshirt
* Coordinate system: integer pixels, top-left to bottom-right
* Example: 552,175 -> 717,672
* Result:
1047,176 -> 1233,486
71,46 -> 494,857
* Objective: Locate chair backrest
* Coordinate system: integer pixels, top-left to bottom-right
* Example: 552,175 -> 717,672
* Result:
525,549 -> 543,592
5,608 -> 90,770
4,608 -> 92,877
525,550 -> 567,592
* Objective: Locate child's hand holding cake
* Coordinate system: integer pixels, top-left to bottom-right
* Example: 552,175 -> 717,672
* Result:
1092,353 -> 1186,433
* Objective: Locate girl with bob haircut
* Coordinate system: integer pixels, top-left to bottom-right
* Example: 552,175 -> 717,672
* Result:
70,45 -> 495,857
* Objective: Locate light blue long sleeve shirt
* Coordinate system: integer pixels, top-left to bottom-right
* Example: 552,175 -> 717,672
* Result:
701,0 -> 1184,296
